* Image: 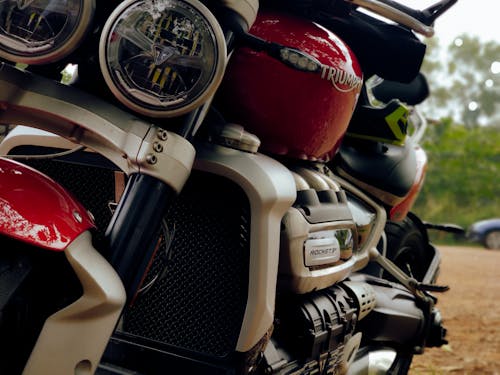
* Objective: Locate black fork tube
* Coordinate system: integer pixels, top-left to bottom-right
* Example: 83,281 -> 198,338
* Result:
105,173 -> 175,300
105,11 -> 240,301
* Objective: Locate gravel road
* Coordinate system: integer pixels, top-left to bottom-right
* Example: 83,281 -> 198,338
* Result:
410,246 -> 500,374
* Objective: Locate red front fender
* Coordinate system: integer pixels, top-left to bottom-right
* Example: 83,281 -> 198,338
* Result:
0,157 -> 95,251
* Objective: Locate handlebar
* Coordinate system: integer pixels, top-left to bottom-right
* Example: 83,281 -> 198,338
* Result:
345,0 -> 457,36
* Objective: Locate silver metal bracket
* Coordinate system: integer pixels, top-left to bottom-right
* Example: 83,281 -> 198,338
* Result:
368,247 -> 448,301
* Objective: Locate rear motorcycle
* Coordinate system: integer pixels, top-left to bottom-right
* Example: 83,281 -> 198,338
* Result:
338,72 -> 465,284
0,0 -> 455,374
335,73 -> 437,283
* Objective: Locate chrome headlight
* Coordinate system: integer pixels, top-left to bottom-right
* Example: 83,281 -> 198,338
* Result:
0,0 -> 94,64
99,0 -> 227,118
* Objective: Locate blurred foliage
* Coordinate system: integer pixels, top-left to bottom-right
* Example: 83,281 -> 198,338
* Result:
412,118 -> 500,232
410,36 -> 499,244
421,35 -> 500,127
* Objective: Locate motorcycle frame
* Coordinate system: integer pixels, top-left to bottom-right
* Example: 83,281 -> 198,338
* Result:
0,64 -> 194,374
2,124 -> 399,357
0,62 -> 195,373
0,0 -> 451,370
0,61 -> 299,367
0,62 -> 441,375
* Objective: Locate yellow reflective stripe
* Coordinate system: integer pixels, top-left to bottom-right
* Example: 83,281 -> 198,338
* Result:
160,67 -> 171,89
35,14 -> 43,31
28,12 -> 36,26
384,105 -> 408,143
190,32 -> 199,56
169,71 -> 177,90
148,62 -> 156,78
152,68 -> 162,84
154,14 -> 166,42
165,14 -> 172,31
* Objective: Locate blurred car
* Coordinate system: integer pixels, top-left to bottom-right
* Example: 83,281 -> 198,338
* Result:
466,218 -> 500,249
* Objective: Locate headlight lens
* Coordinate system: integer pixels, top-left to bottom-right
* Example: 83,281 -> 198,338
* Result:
0,0 -> 94,64
99,0 -> 226,118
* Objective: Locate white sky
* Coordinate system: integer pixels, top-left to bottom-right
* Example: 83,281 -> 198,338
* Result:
400,1 -> 499,125
401,0 -> 500,45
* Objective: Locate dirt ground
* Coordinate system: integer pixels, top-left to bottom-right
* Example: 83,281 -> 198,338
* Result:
410,246 -> 500,374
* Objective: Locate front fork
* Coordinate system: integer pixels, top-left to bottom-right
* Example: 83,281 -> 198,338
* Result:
105,173 -> 176,300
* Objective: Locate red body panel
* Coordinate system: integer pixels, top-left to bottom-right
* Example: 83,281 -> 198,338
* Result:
218,11 -> 363,161
0,157 -> 94,251
390,146 -> 428,221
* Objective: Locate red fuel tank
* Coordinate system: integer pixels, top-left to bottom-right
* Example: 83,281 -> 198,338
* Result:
217,11 -> 363,161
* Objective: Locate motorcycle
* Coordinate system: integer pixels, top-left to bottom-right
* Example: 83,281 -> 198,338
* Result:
334,72 -> 434,282
0,0 -> 456,374
338,71 -> 466,283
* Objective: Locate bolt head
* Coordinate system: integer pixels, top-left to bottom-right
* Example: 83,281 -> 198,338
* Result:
146,154 -> 158,164
157,129 -> 168,141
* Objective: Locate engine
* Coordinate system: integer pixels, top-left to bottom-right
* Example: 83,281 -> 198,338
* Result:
261,165 -> 381,374
269,165 -> 444,373
0,128 -> 439,374
278,166 -> 382,294
264,281 -> 376,374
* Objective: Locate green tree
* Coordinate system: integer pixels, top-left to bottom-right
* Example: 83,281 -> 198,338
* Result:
421,35 -> 500,128
414,121 -> 500,228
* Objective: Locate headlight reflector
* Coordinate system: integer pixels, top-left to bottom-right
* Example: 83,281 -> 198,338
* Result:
0,0 -> 94,64
99,0 -> 226,118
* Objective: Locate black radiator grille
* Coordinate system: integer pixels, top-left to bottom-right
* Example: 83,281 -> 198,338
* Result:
12,147 -> 252,358
122,171 -> 251,357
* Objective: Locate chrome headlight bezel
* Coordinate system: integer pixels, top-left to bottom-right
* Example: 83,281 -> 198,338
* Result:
0,0 -> 95,64
99,0 -> 227,118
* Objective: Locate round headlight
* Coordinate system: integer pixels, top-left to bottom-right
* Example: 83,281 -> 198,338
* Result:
0,0 -> 94,64
99,0 -> 227,118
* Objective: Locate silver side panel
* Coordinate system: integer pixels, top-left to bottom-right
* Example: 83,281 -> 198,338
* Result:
0,126 -> 79,154
195,143 -> 296,352
23,231 -> 126,375
0,63 -> 194,193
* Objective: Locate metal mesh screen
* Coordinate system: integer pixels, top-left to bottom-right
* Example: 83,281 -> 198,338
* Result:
122,171 -> 251,357
11,147 -> 251,358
